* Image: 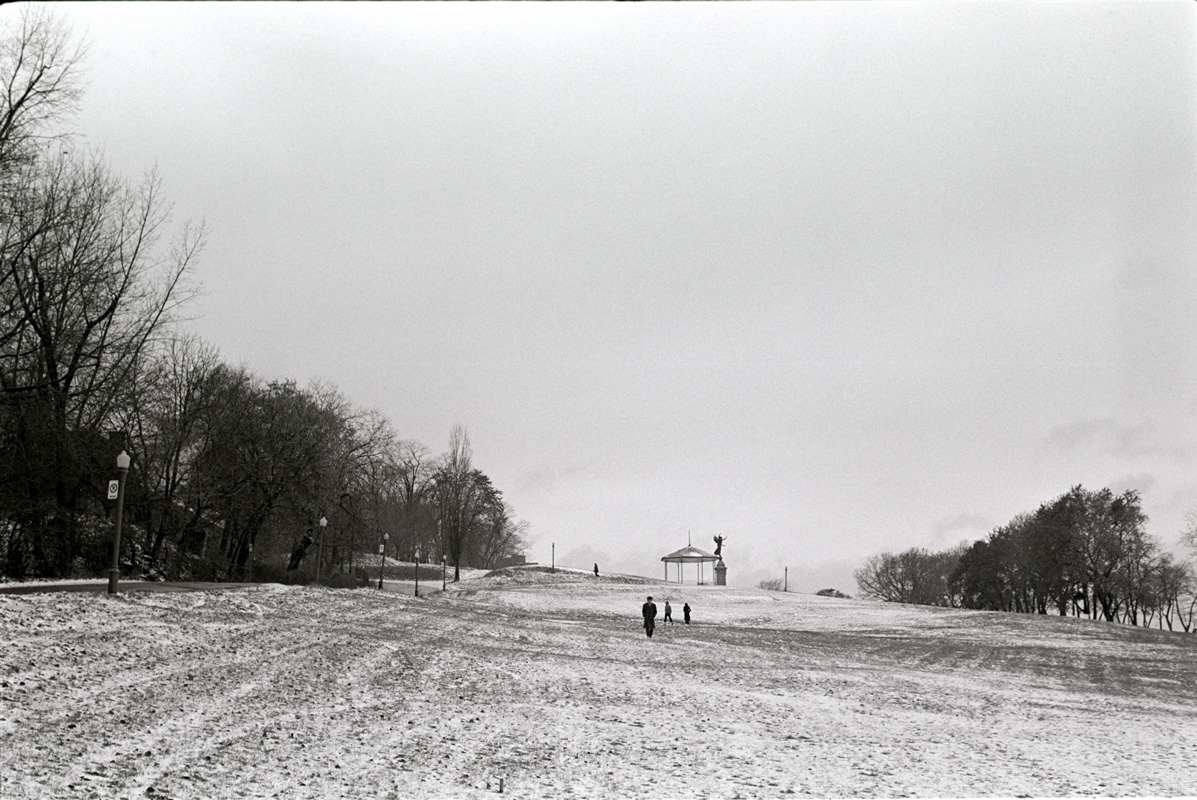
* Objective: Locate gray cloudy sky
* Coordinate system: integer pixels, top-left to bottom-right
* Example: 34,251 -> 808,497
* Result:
51,1 -> 1197,590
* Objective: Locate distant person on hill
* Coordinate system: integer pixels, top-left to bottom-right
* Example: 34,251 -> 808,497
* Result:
683,602 -> 691,624
642,596 -> 658,638
594,563 -> 599,577
663,600 -> 673,624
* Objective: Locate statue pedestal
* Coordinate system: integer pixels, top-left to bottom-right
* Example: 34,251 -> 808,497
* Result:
714,560 -> 727,586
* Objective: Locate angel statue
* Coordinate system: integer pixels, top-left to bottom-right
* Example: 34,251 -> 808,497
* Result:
713,535 -> 726,559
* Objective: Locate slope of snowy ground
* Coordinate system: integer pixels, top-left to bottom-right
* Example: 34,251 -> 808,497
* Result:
2,566 -> 1195,799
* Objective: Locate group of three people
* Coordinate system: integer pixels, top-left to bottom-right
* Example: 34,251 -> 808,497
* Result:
641,595 -> 690,637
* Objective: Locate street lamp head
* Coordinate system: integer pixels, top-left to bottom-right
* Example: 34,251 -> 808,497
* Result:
116,450 -> 131,470
319,517 -> 327,528
383,533 -> 389,542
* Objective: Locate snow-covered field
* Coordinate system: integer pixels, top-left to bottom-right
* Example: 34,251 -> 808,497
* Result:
2,566 -> 1195,799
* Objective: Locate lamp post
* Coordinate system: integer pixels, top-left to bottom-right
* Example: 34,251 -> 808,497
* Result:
414,548 -> 420,597
316,517 -> 327,584
378,533 -> 389,590
106,450 -> 131,595
441,554 -> 446,591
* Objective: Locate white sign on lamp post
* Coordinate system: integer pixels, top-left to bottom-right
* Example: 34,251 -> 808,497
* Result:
107,451 -> 131,594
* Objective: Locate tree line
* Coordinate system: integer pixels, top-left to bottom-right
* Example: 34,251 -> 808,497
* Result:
0,10 -> 527,582
854,486 -> 1197,631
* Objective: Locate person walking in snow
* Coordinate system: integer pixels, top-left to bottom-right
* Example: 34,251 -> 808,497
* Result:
683,602 -> 691,624
642,596 -> 658,638
594,563 -> 599,577
663,600 -> 673,624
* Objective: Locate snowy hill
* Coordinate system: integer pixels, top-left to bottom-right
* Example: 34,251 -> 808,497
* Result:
2,567 -> 1195,798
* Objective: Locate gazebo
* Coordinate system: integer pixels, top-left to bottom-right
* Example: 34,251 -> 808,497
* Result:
661,545 -> 720,585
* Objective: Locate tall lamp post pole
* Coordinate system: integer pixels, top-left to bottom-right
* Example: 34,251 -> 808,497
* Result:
106,451 -> 131,595
316,517 -> 327,584
378,533 -> 388,590
441,555 -> 446,591
414,549 -> 420,597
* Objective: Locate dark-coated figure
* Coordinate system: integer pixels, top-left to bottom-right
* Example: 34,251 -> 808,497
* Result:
642,596 -> 658,638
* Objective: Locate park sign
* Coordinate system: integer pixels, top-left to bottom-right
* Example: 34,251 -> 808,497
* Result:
108,480 -> 119,500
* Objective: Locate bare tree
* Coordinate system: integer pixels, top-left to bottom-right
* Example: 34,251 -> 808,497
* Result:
114,334 -> 221,574
0,7 -> 84,180
1182,507 -> 1197,553
1173,509 -> 1197,632
470,501 -> 529,570
855,551 -> 917,603
436,425 -> 492,581
855,545 -> 964,606
0,151 -> 201,576
392,439 -> 435,557
1073,487 -> 1149,622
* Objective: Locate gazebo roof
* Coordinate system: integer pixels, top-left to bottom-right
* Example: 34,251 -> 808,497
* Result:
661,545 -> 719,563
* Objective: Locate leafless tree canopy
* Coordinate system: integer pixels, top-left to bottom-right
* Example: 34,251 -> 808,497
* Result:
0,7 -> 84,178
0,13 -> 528,581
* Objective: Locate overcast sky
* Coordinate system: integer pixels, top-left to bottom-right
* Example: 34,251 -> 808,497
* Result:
49,1 -> 1197,591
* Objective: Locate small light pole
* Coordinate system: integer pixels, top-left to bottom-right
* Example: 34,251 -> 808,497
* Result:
551,542 -> 555,573
316,517 -> 327,584
106,450 -> 131,595
441,554 -> 446,591
378,533 -> 389,590
414,548 -> 420,597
